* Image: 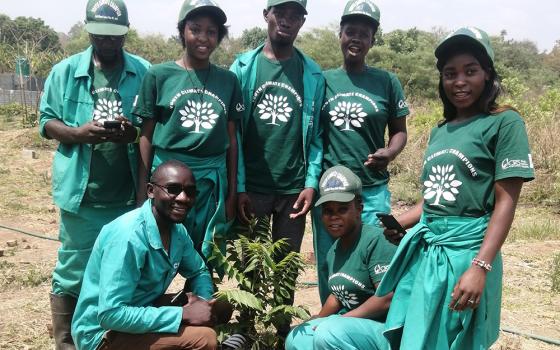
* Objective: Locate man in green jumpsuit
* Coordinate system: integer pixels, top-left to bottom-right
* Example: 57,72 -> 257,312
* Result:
229,0 -> 324,336
72,161 -> 218,350
39,0 -> 150,348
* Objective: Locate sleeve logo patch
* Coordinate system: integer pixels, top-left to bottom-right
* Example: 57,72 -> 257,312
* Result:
501,158 -> 531,170
374,264 -> 390,274
236,103 -> 245,112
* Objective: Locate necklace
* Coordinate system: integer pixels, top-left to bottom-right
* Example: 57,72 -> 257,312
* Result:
182,54 -> 211,104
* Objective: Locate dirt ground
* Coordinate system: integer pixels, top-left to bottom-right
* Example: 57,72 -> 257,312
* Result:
0,128 -> 559,349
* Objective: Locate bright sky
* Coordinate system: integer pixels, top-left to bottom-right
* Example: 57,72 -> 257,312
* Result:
1,0 -> 558,52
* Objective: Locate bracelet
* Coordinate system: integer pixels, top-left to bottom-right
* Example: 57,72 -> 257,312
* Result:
134,126 -> 141,143
472,258 -> 492,272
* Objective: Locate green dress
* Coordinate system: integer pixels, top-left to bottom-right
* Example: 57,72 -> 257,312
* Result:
377,110 -> 535,349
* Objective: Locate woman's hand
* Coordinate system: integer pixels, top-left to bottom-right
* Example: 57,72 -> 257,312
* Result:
449,266 -> 487,311
382,226 -> 405,245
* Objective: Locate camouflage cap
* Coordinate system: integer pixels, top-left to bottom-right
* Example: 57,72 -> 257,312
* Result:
178,0 -> 227,24
315,166 -> 362,207
85,0 -> 130,36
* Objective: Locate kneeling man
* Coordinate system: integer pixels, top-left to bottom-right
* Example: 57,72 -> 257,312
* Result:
72,160 -> 218,350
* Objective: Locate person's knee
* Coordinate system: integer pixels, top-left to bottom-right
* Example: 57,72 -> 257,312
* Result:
189,327 -> 217,350
313,319 -> 347,349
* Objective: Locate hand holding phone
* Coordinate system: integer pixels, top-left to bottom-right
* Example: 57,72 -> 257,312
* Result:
103,120 -> 122,129
376,213 -> 406,245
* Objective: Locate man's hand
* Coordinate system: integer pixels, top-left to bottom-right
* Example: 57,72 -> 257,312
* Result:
364,148 -> 394,171
74,121 -> 116,144
181,293 -> 215,327
106,116 -> 137,143
237,192 -> 253,224
290,188 -> 315,219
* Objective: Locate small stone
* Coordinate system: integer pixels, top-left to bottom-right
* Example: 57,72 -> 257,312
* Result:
21,149 -> 38,160
22,238 -> 28,242
24,244 -> 31,249
6,240 -> 18,247
0,249 -> 4,257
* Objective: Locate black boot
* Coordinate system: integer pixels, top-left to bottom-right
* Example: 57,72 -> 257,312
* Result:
49,293 -> 77,350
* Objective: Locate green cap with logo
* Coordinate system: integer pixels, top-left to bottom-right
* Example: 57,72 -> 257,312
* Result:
179,0 -> 227,24
85,0 -> 130,36
315,166 -> 362,207
435,27 -> 494,69
341,0 -> 380,26
267,0 -> 308,15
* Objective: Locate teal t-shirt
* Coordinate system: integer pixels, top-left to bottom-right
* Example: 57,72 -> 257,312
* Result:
82,64 -> 135,208
132,61 -> 244,158
327,224 -> 396,314
243,52 -> 305,194
321,67 -> 409,187
421,110 -> 535,217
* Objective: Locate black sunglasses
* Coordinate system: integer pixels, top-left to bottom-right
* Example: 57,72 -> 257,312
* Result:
151,183 -> 196,197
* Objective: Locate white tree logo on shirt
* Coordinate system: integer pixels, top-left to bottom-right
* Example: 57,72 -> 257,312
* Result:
93,98 -> 122,122
257,94 -> 293,126
423,165 -> 463,207
329,101 -> 367,131
331,285 -> 359,309
179,100 -> 219,133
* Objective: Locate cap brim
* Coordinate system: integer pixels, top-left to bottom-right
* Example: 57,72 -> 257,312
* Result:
315,192 -> 356,207
340,14 -> 379,26
435,35 -> 482,60
85,22 -> 129,36
185,6 -> 227,24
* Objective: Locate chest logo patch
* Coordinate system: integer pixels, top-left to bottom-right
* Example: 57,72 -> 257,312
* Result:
329,101 -> 367,131
331,285 -> 359,309
93,98 -> 122,122
423,164 -> 463,207
179,100 -> 219,133
257,94 -> 293,126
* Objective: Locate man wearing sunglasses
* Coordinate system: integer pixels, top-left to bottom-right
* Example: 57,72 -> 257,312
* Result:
39,0 -> 150,348
72,160 -> 221,350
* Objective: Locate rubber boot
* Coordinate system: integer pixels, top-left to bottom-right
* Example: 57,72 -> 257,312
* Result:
50,293 -> 77,350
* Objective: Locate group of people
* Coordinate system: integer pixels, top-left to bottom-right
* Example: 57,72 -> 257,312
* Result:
39,0 -> 534,349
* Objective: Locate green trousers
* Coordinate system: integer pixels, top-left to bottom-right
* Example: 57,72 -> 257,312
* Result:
285,314 -> 390,350
312,184 -> 391,304
53,205 -> 132,297
376,214 -> 502,350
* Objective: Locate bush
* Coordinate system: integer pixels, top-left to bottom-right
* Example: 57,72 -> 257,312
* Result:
552,253 -> 560,293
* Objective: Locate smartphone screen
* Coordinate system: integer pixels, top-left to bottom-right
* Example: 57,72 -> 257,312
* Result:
376,213 -> 406,234
103,120 -> 121,129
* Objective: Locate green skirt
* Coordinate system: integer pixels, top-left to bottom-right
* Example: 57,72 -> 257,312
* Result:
376,214 -> 502,350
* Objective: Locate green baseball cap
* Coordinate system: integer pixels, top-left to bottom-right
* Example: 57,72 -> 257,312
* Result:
267,0 -> 308,15
179,0 -> 227,24
435,27 -> 494,68
85,0 -> 129,36
315,166 -> 362,207
341,0 -> 380,26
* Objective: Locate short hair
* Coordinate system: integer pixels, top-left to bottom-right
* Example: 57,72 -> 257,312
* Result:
177,11 -> 229,48
150,160 -> 191,183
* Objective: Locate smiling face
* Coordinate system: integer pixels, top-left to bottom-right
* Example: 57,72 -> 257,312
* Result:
264,3 -> 306,47
340,19 -> 375,67
183,14 -> 219,66
441,52 -> 489,119
321,199 -> 363,240
148,165 -> 196,225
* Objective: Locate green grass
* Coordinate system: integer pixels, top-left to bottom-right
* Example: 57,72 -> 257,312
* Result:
508,218 -> 560,242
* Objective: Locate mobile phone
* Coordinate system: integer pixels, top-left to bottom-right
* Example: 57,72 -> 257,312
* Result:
376,213 -> 406,235
103,120 -> 122,129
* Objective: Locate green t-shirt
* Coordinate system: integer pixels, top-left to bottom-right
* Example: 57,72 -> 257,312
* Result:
243,52 -> 305,194
321,67 -> 409,187
132,62 -> 244,158
327,224 -> 396,314
421,110 -> 535,217
82,64 -> 135,208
